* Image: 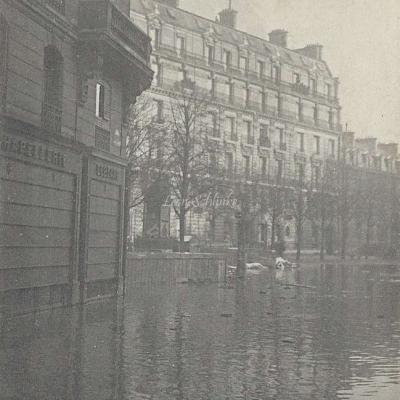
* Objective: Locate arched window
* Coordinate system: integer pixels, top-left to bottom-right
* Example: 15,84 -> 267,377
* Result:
0,14 -> 9,111
42,46 -> 63,134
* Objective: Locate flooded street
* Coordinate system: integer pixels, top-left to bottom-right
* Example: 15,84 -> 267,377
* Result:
1,263 -> 400,400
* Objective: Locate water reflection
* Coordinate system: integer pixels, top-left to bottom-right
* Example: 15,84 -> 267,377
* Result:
1,264 -> 399,399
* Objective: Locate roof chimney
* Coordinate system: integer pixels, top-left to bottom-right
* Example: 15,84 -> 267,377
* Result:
268,29 -> 288,48
296,44 -> 323,60
218,0 -> 238,29
156,0 -> 179,7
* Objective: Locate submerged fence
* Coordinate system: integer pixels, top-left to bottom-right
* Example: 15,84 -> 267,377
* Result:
125,253 -> 227,289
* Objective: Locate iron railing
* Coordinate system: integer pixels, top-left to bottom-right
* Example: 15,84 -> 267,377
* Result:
79,0 -> 151,62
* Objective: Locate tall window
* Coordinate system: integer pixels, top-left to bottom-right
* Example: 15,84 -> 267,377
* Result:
276,159 -> 283,183
314,135 -> 320,154
260,124 -> 270,147
155,100 -> 164,122
239,56 -> 247,72
243,155 -> 251,179
210,75 -> 216,97
0,14 -> 9,111
329,139 -> 335,157
313,103 -> 319,123
278,128 -> 286,150
154,62 -> 162,86
150,28 -> 160,49
313,165 -> 320,187
261,91 -> 267,113
228,82 -> 234,104
329,109 -> 334,129
245,87 -> 250,107
260,156 -> 267,178
257,61 -> 265,79
208,112 -> 218,137
326,83 -> 332,99
96,83 -> 106,119
207,45 -> 214,65
293,72 -> 300,84
42,46 -> 63,134
224,50 -> 231,68
298,132 -> 305,152
177,36 -> 185,55
225,116 -> 236,140
297,98 -> 303,121
226,153 -> 233,178
245,120 -> 253,144
272,65 -> 280,83
310,77 -> 317,93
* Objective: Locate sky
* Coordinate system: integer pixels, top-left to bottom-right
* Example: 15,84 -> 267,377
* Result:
181,0 -> 400,142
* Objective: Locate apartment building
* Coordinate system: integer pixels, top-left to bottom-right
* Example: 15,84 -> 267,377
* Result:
130,0 -> 342,248
0,0 -> 152,312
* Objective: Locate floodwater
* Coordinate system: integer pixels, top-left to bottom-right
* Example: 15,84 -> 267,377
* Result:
1,263 -> 400,400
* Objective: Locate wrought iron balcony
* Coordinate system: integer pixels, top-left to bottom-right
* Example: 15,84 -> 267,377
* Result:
78,0 -> 152,67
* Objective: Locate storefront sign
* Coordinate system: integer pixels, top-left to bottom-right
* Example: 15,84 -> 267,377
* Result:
0,135 -> 65,168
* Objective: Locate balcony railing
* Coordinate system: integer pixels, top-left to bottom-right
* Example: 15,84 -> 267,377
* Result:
42,102 -> 62,135
292,82 -> 310,95
78,0 -> 151,63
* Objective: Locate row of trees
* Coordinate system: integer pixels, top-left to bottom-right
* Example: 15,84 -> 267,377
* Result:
125,84 -> 400,260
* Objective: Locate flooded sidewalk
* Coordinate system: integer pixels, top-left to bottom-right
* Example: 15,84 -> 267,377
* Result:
1,263 -> 400,400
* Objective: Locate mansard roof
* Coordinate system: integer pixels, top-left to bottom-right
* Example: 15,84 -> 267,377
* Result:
132,0 -> 333,77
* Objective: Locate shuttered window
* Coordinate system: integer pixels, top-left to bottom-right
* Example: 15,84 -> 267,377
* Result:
0,14 -> 9,111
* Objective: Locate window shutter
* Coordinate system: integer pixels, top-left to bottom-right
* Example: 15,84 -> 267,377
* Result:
0,14 -> 9,111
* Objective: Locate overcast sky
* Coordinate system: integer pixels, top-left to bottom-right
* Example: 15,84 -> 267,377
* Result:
182,0 -> 400,142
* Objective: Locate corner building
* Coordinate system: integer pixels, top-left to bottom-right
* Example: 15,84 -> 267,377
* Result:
0,0 -> 153,313
131,0 -> 342,248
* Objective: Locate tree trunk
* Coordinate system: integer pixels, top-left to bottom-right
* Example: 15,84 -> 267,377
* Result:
179,206 -> 186,252
320,195 -> 326,261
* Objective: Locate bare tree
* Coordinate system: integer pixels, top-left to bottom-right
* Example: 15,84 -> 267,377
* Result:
126,93 -> 168,210
167,82 -> 218,248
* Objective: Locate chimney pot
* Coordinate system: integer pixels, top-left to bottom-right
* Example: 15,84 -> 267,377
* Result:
268,29 -> 288,48
218,7 -> 238,29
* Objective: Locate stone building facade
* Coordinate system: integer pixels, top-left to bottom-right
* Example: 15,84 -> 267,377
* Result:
341,132 -> 400,256
0,0 -> 152,313
130,0 -> 342,249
